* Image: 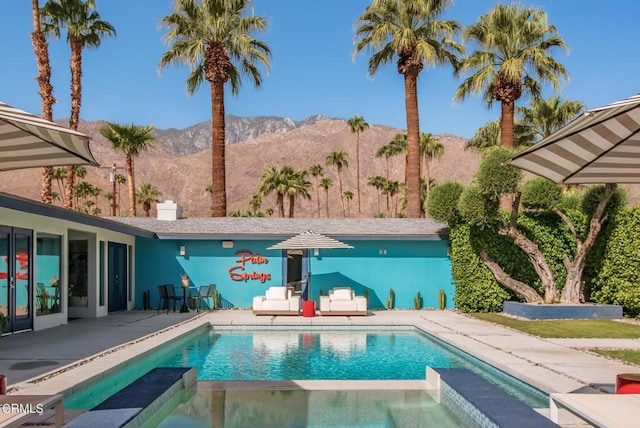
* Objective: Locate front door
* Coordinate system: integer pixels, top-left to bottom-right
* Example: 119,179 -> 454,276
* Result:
108,242 -> 127,312
1,226 -> 33,334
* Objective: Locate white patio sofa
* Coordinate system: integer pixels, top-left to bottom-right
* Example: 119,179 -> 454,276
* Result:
253,286 -> 300,316
319,287 -> 367,316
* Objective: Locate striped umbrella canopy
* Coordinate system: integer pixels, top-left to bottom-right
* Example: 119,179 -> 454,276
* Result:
507,93 -> 640,184
0,101 -> 98,171
267,230 -> 354,250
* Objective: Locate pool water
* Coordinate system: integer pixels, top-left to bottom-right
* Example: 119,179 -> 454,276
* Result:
65,327 -> 548,410
142,389 -> 468,428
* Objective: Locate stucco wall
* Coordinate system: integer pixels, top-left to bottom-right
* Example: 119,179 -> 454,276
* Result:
135,237 -> 454,310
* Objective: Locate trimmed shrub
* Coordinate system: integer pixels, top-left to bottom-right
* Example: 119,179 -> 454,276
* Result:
475,147 -> 522,200
426,181 -> 464,224
520,177 -> 562,210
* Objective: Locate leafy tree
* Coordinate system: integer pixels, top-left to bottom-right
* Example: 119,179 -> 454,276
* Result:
354,0 -> 462,218
431,145 -> 625,304
454,3 -> 568,150
100,122 -> 156,216
347,115 -> 369,217
31,0 -> 56,204
309,164 -> 324,217
159,0 -> 271,217
136,183 -> 161,217
319,177 -> 333,218
326,151 -> 349,218
41,0 -> 115,209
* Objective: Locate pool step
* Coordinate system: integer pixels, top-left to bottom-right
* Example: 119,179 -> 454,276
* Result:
64,367 -> 196,428
427,367 -> 559,428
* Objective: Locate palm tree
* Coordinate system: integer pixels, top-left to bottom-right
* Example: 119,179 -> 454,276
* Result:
326,150 -> 349,218
347,115 -> 369,217
319,177 -> 333,218
517,96 -> 585,142
159,0 -> 271,217
41,0 -> 115,209
454,3 -> 568,150
258,166 -> 286,218
343,190 -> 354,218
309,164 -> 324,218
100,122 -> 155,217
136,183 -> 161,217
52,167 -> 66,201
31,0 -> 56,204
367,175 -> 386,215
284,169 -> 312,218
466,119 -> 501,153
354,0 -> 462,218
385,180 -> 401,218
419,132 -> 443,194
114,173 -> 126,216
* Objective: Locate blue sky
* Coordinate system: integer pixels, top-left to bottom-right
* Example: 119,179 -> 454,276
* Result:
0,0 -> 637,139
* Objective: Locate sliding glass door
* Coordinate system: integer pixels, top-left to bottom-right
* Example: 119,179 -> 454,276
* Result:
1,226 -> 33,334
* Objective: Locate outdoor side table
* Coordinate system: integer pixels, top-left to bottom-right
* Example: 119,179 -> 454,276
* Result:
616,373 -> 640,394
302,300 -> 316,317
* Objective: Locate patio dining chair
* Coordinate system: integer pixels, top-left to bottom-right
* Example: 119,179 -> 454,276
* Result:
189,284 -> 215,313
165,284 -> 183,313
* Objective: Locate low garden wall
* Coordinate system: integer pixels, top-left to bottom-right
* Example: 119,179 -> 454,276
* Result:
503,302 -> 623,320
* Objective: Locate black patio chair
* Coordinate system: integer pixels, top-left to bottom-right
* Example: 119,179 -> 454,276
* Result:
165,284 -> 183,313
189,284 -> 215,313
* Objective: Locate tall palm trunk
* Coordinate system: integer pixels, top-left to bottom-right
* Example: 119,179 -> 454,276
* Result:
288,195 -> 295,218
324,188 -> 330,218
404,72 -> 421,218
64,38 -> 83,209
500,101 -> 515,149
210,80 -> 227,217
384,155 -> 390,215
314,176 -> 320,217
31,0 -> 56,205
276,193 -> 285,218
337,170 -> 345,218
126,156 -> 136,216
356,132 -> 361,218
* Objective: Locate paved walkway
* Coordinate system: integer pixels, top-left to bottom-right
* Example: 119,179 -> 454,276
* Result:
2,309 -> 639,426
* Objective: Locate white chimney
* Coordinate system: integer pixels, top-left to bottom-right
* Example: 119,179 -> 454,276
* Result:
156,200 -> 183,221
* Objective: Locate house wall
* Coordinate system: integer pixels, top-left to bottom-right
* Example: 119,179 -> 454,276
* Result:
135,237 -> 454,310
1,207 -> 136,330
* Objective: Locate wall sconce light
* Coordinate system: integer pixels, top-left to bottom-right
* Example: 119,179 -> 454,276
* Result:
222,240 -> 234,249
313,248 -> 320,257
179,245 -> 186,256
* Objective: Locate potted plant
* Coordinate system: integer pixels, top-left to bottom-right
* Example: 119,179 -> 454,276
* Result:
180,274 -> 190,288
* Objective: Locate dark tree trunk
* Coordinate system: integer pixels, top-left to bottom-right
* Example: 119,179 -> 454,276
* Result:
210,80 -> 227,217
403,72 -> 421,218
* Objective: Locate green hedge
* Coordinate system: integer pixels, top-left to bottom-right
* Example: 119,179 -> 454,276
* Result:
591,206 -> 640,316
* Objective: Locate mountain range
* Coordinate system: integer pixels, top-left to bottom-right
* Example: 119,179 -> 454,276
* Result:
1,115 -> 637,217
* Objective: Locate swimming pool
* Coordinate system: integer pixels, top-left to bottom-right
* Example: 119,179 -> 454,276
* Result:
65,326 -> 548,411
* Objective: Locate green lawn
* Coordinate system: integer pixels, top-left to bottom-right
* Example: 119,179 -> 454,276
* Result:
593,349 -> 640,365
470,313 -> 640,338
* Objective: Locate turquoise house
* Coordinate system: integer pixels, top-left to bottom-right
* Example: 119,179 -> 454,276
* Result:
1,194 -> 453,334
118,207 -> 454,311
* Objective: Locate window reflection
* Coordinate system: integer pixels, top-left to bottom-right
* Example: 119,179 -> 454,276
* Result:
36,234 -> 61,315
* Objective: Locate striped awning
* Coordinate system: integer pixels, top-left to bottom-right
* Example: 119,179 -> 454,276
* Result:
267,230 -> 354,250
0,101 -> 98,171
507,93 -> 640,184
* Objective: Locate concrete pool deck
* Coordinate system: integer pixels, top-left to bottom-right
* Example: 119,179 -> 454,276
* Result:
2,309 -> 640,425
